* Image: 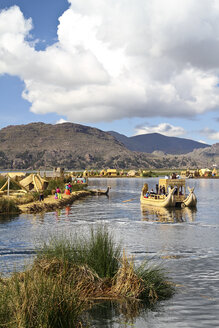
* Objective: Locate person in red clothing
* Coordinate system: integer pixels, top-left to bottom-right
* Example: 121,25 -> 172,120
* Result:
56,187 -> 62,199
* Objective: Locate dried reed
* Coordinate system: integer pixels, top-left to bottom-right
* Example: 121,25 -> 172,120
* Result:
0,227 -> 175,327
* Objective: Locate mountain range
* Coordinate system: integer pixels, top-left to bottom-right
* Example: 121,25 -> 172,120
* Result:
0,122 -> 218,170
108,131 -> 210,154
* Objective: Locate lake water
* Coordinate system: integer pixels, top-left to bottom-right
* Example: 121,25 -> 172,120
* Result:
0,177 -> 219,327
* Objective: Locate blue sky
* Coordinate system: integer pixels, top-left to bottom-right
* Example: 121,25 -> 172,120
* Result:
0,0 -> 218,144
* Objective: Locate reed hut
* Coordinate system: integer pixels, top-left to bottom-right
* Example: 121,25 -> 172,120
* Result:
106,169 -> 117,177
7,172 -> 26,179
19,174 -> 48,192
0,173 -> 29,195
127,170 -> 137,177
199,168 -> 212,177
100,169 -> 107,176
212,168 -> 218,176
83,170 -> 89,177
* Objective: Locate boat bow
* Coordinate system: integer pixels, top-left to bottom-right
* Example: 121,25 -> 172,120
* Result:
183,187 -> 197,208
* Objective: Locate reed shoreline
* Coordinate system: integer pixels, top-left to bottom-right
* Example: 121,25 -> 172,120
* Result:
18,190 -> 92,214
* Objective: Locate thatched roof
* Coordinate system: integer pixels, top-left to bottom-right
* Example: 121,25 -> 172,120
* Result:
0,172 -> 26,178
127,170 -> 137,176
19,174 -> 48,192
7,172 -> 26,179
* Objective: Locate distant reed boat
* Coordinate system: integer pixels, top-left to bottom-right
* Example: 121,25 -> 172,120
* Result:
140,178 -> 197,208
90,186 -> 111,196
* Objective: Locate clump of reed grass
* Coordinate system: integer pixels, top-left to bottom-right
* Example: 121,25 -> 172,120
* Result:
0,227 -> 175,328
111,252 -> 174,303
47,178 -> 66,192
0,197 -> 20,214
71,184 -> 87,191
135,260 -> 175,304
13,193 -> 35,205
111,252 -> 145,299
37,226 -> 121,279
0,269 -> 84,328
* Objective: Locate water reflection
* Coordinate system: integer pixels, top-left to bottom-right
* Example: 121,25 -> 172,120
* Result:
86,300 -> 159,328
65,206 -> 70,216
141,205 -> 197,223
0,213 -> 19,224
55,209 -> 62,220
29,213 -> 45,224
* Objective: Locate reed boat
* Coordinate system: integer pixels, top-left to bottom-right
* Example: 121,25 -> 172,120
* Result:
90,186 -> 111,196
140,178 -> 197,208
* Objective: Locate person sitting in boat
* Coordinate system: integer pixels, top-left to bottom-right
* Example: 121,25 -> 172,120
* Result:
145,191 -> 149,198
159,185 -> 163,195
150,188 -> 155,194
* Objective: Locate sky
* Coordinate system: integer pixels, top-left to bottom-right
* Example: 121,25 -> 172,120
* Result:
0,0 -> 219,144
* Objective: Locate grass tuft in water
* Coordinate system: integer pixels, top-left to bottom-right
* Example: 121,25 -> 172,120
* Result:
0,227 -> 175,327
112,252 -> 174,303
135,260 -> 175,303
38,226 -> 121,278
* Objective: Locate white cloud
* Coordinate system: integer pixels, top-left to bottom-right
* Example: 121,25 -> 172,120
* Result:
135,123 -> 186,137
198,140 -> 208,144
56,118 -> 69,124
200,128 -> 219,141
1,2 -> 219,122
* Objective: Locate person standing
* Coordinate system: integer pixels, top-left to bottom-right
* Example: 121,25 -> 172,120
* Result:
56,187 -> 62,199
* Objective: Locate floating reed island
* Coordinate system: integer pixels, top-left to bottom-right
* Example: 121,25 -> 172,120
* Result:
18,190 -> 92,214
0,227 -> 175,328
0,189 -> 92,215
0,173 -> 111,215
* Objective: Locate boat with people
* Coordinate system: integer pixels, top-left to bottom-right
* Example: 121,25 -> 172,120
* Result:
140,177 -> 197,208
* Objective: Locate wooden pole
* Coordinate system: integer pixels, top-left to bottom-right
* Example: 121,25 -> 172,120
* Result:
7,177 -> 10,196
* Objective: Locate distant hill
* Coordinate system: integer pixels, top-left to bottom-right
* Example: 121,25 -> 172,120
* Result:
0,122 -> 157,170
108,131 -> 210,154
0,122 -> 217,170
187,143 -> 219,167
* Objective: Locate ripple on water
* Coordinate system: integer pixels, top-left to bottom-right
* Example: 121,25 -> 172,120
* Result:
1,178 -> 219,327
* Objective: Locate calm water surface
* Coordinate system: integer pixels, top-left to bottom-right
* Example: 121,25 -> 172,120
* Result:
0,178 -> 219,327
